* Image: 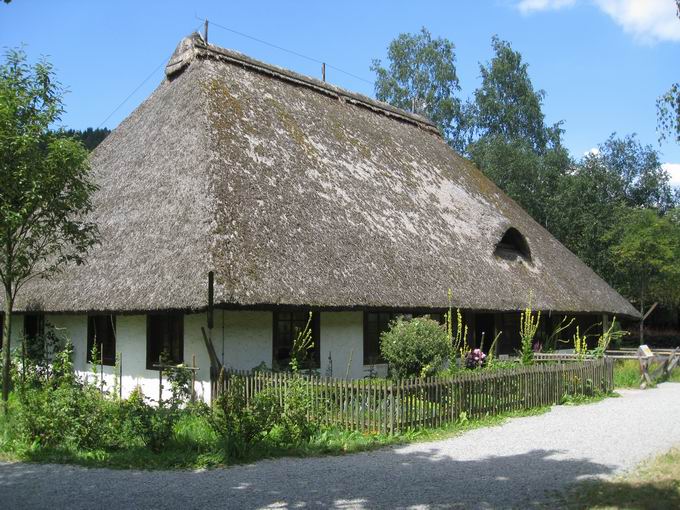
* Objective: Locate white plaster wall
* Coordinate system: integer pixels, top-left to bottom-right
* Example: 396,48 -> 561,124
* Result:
320,311 -> 366,379
183,312 -> 212,401
216,310 -> 272,370
11,309 -> 383,402
45,313 -> 213,402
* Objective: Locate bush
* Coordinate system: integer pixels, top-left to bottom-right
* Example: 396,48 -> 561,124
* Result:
208,375 -> 318,459
380,316 -> 450,378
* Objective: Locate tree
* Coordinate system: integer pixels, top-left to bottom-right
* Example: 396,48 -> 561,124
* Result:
371,27 -> 466,150
548,134 -> 677,292
605,208 -> 680,340
0,49 -> 99,408
656,1 -> 680,143
467,36 -> 570,227
596,134 -> 675,211
61,127 -> 111,151
468,36 -> 562,153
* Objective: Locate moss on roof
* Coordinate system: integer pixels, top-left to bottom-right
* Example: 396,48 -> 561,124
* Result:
7,33 -> 639,318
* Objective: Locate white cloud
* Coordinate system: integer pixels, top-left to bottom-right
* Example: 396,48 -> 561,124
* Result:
517,0 -> 577,14
584,146 -> 601,156
516,0 -> 680,43
662,162 -> 680,187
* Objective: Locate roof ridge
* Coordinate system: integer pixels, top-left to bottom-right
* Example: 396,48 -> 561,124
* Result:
165,32 -> 440,135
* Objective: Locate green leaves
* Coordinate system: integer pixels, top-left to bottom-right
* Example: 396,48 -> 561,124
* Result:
605,207 -> 680,306
470,36 -> 556,154
379,316 -> 450,379
466,37 -> 570,228
371,27 -> 466,151
0,48 -> 99,297
1,48 -> 100,406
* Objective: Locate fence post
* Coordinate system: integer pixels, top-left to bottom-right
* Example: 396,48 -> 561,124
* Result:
158,355 -> 163,406
191,354 -> 196,402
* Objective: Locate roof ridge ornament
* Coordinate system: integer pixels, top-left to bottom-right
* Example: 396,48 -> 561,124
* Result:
165,32 -> 207,78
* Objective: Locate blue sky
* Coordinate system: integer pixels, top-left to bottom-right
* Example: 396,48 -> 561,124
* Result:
2,1 -> 679,183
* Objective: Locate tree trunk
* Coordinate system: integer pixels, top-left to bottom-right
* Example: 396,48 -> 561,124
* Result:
2,286 -> 13,410
639,293 -> 644,345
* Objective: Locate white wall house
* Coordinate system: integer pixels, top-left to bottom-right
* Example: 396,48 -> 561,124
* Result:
3,34 -> 639,405
7,310 -> 378,402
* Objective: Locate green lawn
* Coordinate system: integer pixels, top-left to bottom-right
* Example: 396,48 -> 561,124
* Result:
614,359 -> 680,389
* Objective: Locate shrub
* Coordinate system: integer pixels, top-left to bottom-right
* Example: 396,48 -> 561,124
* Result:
380,316 -> 450,378
276,377 -> 317,444
208,374 -> 318,459
12,340 -> 117,450
116,387 -> 181,452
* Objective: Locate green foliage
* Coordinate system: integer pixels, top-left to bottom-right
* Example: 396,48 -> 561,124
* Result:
371,27 -> 466,150
543,316 -> 575,352
592,317 -> 628,357
656,3 -> 680,144
289,312 -> 314,373
469,36 -> 562,153
604,207 -> 680,309
465,36 -> 570,227
59,127 -> 110,151
371,29 -> 680,313
468,134 -> 569,226
657,82 -> 679,144
519,302 -> 540,365
209,374 -> 317,460
572,326 -> 588,360
1,48 -> 99,406
380,316 -> 450,378
444,292 -> 471,366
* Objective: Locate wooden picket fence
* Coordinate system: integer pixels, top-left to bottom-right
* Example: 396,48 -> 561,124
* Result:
213,357 -> 613,434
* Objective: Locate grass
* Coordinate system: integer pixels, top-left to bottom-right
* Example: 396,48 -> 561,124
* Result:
0,405 -> 559,470
614,359 -> 680,389
558,447 -> 680,509
0,391 -> 616,471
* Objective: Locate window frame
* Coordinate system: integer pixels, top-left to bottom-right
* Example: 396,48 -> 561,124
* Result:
272,310 -> 320,370
87,314 -> 117,366
146,312 -> 184,370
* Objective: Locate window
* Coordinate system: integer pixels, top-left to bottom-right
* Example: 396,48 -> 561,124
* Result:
23,314 -> 44,342
23,313 -> 45,361
494,227 -> 531,260
87,315 -> 116,365
146,313 -> 184,369
364,311 -> 443,365
273,310 -> 320,369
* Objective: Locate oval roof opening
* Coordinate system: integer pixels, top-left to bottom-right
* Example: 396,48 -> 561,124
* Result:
494,227 -> 531,261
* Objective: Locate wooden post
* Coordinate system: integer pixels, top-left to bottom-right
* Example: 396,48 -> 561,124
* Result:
100,343 -> 104,393
322,63 -> 326,82
119,353 -> 123,399
207,271 -> 214,330
204,19 -> 209,44
158,355 -> 163,406
21,336 -> 26,385
191,354 -> 196,402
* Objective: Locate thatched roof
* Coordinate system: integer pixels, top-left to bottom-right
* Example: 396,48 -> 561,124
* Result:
9,33 -> 639,318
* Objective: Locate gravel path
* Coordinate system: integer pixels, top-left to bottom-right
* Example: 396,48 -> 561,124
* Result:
2,383 -> 680,509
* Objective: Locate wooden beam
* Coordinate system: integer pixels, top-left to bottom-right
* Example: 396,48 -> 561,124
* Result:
642,302 -> 658,322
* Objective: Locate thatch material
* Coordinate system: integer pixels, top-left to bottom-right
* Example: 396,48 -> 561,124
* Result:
8,33 -> 639,318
